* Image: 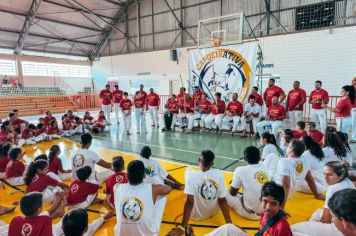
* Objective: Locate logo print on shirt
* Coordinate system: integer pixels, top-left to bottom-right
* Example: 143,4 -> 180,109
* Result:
73,154 -> 85,168
116,175 -> 124,183
255,171 -> 269,185
295,162 -> 304,175
120,197 -> 144,223
32,175 -> 39,182
144,165 -> 156,178
71,184 -> 79,193
200,179 -> 218,202
21,223 -> 32,236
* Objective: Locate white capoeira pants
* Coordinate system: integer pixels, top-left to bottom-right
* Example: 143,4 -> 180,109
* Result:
17,134 -> 47,147
288,110 -> 303,129
298,178 -> 327,195
352,108 -> 356,140
42,186 -> 63,205
135,108 -> 147,133
148,106 -> 159,126
47,172 -> 72,182
63,124 -> 85,137
113,103 -> 121,123
256,120 -> 283,136
122,112 -> 131,132
291,209 -> 342,236
0,220 -> 9,236
72,193 -> 98,209
241,115 -> 260,133
205,114 -> 224,130
310,108 -> 327,133
90,170 -> 114,185
222,115 -> 241,132
102,104 -> 111,123
206,224 -> 248,236
53,215 -> 105,236
336,117 -> 352,134
177,113 -> 193,127
187,113 -> 201,130
225,192 -> 260,220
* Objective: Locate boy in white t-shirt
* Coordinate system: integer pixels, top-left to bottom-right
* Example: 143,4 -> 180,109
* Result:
274,140 -> 324,207
71,133 -> 113,185
226,146 -> 271,220
167,150 -> 232,235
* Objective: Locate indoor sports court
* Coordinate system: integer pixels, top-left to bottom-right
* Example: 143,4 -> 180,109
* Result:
0,1 -> 356,236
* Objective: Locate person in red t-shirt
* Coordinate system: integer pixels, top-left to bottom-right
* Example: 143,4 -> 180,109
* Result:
307,122 -> 324,145
286,81 -> 307,129
192,86 -> 203,107
83,111 -> 96,129
67,166 -> 101,209
12,109 -> 29,130
91,111 -> 108,133
186,93 -> 211,133
257,96 -> 286,136
0,142 -> 11,179
133,91 -> 147,134
222,93 -> 243,135
139,84 -> 147,102
351,77 -> 356,143
323,85 -> 354,134
250,86 -> 264,107
177,94 -> 194,130
24,160 -> 68,204
9,112 -> 27,132
0,120 -> 15,144
162,95 -> 179,131
292,121 -> 307,139
105,156 -> 128,208
47,144 -> 72,181
309,80 -> 329,133
177,87 -> 188,107
120,92 -> 133,135
8,192 -> 66,236
112,84 -> 124,125
5,148 -> 25,186
263,79 -> 286,108
34,123 -> 47,140
204,92 -> 226,132
43,111 -> 56,128
99,84 -> 113,124
18,123 -> 38,146
146,88 -> 160,127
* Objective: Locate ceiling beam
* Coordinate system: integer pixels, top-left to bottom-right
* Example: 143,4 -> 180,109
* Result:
15,0 -> 43,54
0,8 -> 101,32
43,0 -> 113,20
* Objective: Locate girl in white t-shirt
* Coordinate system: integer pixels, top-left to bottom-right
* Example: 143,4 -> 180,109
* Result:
291,161 -> 355,236
278,129 -> 294,156
261,132 -> 282,161
137,146 -> 184,189
298,136 -> 327,194
323,129 -> 352,165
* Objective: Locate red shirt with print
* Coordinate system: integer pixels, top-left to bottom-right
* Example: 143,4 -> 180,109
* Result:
105,172 -> 128,206
264,86 -> 285,107
336,97 -> 352,118
134,97 -> 145,108
6,160 -> 25,178
211,100 -> 225,115
67,180 -> 100,205
308,130 -> 324,145
21,128 -> 34,139
226,101 -> 243,116
48,156 -> 65,174
167,100 -> 179,114
112,90 -> 124,104
9,215 -> 52,236
120,99 -> 132,111
146,93 -> 160,106
43,117 -> 56,127
181,100 -> 194,113
267,104 -> 286,120
287,88 -> 307,111
140,90 -> 147,101
99,89 -> 113,105
26,174 -> 59,193
309,89 -> 329,109
199,100 -> 211,113
12,118 -> 26,130
258,212 -> 292,236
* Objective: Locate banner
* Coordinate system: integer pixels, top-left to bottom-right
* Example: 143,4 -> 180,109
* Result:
188,42 -> 258,103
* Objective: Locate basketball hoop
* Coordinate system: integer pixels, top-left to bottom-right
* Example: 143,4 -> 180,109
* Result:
207,34 -> 222,47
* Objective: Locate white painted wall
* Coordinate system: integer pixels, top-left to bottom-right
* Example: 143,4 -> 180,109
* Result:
93,25 -> 356,96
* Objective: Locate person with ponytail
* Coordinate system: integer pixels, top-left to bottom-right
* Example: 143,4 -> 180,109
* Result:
323,127 -> 352,165
261,132 -> 283,161
24,160 -> 68,204
5,148 -> 25,185
47,144 -> 72,182
336,131 -> 353,165
298,136 -> 327,194
292,161 -> 355,236
0,142 -> 11,179
0,121 -> 14,143
322,85 -> 355,133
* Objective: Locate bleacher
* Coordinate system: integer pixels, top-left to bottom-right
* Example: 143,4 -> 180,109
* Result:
0,87 -> 66,96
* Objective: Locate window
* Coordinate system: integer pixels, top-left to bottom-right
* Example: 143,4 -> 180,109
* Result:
0,60 -> 17,75
22,61 -> 91,78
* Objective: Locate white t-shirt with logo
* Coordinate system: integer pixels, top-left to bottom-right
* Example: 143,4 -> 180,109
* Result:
262,144 -> 278,160
324,178 -> 355,208
244,103 -> 261,116
184,168 -> 227,221
71,148 -> 101,180
137,157 -> 168,185
114,183 -> 158,236
274,157 -> 310,198
322,147 -> 352,165
301,150 -> 325,185
262,153 -> 281,178
231,163 -> 270,213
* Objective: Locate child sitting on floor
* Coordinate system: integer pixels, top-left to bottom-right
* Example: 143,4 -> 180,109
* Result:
34,123 -> 48,141
292,121 -> 307,139
67,166 -> 101,209
47,120 -> 63,139
24,160 -> 68,204
83,111 -> 96,130
5,148 -> 25,185
19,124 -> 43,146
0,142 -> 11,179
105,156 -> 128,208
8,192 -> 66,235
48,144 -> 72,181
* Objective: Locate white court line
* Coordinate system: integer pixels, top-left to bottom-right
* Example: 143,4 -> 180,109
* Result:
90,135 -> 246,162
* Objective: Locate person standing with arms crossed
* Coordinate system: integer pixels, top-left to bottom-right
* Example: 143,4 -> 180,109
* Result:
99,84 -> 113,125
309,80 -> 329,133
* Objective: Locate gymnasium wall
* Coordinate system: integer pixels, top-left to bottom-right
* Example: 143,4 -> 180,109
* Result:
92,25 -> 356,96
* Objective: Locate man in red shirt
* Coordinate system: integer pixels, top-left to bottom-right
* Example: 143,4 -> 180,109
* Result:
192,86 -> 203,107
120,92 -> 133,135
177,87 -> 188,107
112,84 -> 124,125
146,88 -> 160,127
99,84 -> 113,125
204,92 -> 226,132
351,77 -> 356,143
162,95 -> 179,131
307,122 -> 324,145
177,94 -> 194,130
309,80 -> 329,133
12,109 -> 28,131
263,79 -> 286,108
250,86 -> 264,107
139,84 -> 147,101
186,93 -> 211,133
286,81 -> 306,129
43,111 -> 56,128
133,91 -> 147,134
257,96 -> 286,136
222,93 -> 243,135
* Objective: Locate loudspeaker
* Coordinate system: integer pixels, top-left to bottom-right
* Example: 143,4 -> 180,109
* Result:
170,49 -> 178,61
